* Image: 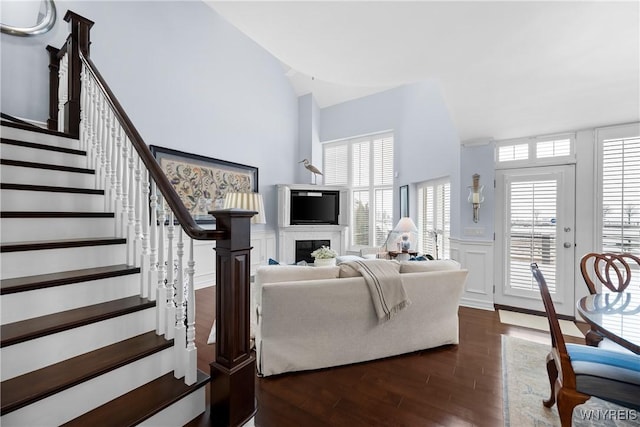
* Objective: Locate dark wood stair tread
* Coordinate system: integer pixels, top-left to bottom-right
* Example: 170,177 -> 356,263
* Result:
0,183 -> 103,194
1,118 -> 76,139
1,296 -> 155,348
1,158 -> 94,174
0,331 -> 173,414
63,370 -> 210,427
1,237 -> 126,253
1,137 -> 84,155
1,264 -> 140,295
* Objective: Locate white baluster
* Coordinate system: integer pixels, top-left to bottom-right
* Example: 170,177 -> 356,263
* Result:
79,65 -> 87,153
120,137 -> 130,239
126,147 -> 136,265
134,155 -> 143,268
174,227 -> 186,379
165,212 -> 176,340
156,194 -> 167,335
57,54 -> 67,132
185,238 -> 197,385
140,168 -> 150,298
103,107 -> 113,212
113,125 -> 124,236
148,180 -> 158,302
108,109 -> 119,212
88,78 -> 98,172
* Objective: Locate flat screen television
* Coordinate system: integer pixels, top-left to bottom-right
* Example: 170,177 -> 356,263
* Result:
290,190 -> 339,225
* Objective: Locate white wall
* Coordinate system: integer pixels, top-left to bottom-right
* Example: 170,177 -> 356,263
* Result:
0,0 -> 299,230
319,81 -> 461,236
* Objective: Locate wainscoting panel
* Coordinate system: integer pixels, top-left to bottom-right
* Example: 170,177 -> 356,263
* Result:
450,239 -> 495,310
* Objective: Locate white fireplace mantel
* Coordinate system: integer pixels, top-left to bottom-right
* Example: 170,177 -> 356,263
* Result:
277,225 -> 348,264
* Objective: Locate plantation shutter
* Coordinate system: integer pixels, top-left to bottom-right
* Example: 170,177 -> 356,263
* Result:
508,180 -> 557,292
602,136 -> 640,255
417,180 -> 450,259
323,144 -> 348,186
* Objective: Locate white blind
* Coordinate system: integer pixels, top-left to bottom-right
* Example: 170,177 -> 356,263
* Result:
508,180 -> 557,292
375,188 -> 393,246
498,144 -> 528,162
602,136 -> 640,255
351,141 -> 370,188
417,180 -> 450,259
536,139 -> 571,158
323,144 -> 348,186
373,136 -> 394,186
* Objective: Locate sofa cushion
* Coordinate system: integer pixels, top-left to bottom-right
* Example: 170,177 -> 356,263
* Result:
399,259 -> 461,273
339,259 -> 400,278
256,265 -> 340,284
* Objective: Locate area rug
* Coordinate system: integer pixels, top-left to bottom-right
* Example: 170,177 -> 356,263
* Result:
502,335 -> 559,426
499,310 -> 584,338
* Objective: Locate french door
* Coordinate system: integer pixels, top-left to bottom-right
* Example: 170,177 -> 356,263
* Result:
494,165 -> 576,316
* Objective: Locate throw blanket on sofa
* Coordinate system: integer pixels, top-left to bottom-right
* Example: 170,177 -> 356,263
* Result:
353,260 -> 411,321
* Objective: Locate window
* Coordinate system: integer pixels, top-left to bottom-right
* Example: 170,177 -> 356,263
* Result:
496,134 -> 575,167
323,133 -> 394,248
417,178 -> 450,259
598,127 -> 640,256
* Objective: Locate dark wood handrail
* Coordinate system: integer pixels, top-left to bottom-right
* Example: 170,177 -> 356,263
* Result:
80,54 -> 224,241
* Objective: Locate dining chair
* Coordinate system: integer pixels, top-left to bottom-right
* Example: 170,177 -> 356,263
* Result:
580,252 -> 640,294
579,252 -> 640,348
530,263 -> 640,427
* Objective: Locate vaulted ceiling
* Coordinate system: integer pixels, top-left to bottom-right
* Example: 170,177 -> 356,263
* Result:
208,1 -> 639,142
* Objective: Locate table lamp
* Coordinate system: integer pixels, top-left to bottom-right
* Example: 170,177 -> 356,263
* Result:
393,217 -> 418,252
222,192 -> 266,224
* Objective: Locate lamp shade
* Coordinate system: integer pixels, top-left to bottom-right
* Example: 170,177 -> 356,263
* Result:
222,192 -> 266,224
393,217 -> 418,233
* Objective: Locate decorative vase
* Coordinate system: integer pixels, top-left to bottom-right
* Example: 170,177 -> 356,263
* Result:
314,257 -> 336,267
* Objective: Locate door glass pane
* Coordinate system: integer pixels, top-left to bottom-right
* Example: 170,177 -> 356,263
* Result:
509,180 -> 557,293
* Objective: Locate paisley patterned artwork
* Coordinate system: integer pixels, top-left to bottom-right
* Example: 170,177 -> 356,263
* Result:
151,146 -> 258,221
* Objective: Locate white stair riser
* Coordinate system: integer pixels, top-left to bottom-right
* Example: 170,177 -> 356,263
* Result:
1,273 -> 140,324
0,189 -> 104,212
1,216 -> 115,243
1,308 -> 156,381
140,387 -> 206,427
0,348 -> 174,426
1,244 -> 127,279
1,164 -> 95,189
1,126 -> 80,150
1,143 -> 87,168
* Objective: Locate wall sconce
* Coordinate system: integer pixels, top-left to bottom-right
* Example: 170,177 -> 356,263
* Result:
467,173 -> 484,223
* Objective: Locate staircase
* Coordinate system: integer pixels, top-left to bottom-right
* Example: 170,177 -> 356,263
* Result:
0,118 -> 209,426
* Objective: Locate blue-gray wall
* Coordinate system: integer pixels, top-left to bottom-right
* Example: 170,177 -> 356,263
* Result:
0,1 -> 298,227
319,81 -> 462,238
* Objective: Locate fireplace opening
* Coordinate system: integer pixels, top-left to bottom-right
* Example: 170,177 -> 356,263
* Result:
295,239 -> 331,264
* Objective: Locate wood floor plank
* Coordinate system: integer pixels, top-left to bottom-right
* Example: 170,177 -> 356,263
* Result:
188,287 -> 589,427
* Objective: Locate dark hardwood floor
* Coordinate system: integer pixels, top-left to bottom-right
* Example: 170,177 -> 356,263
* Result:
189,285 -> 588,427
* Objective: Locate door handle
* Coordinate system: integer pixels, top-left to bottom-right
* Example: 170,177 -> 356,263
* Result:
564,242 -> 573,248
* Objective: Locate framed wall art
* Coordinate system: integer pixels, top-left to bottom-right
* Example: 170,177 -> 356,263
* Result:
150,145 -> 258,223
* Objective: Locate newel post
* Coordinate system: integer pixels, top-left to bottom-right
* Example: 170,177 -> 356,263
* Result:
62,11 -> 94,138
46,45 -> 60,131
210,209 -> 256,427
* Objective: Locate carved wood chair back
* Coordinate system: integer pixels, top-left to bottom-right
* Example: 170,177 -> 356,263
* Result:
580,252 -> 640,294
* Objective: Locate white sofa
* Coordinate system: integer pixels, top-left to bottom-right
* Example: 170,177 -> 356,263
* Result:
253,260 -> 468,376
